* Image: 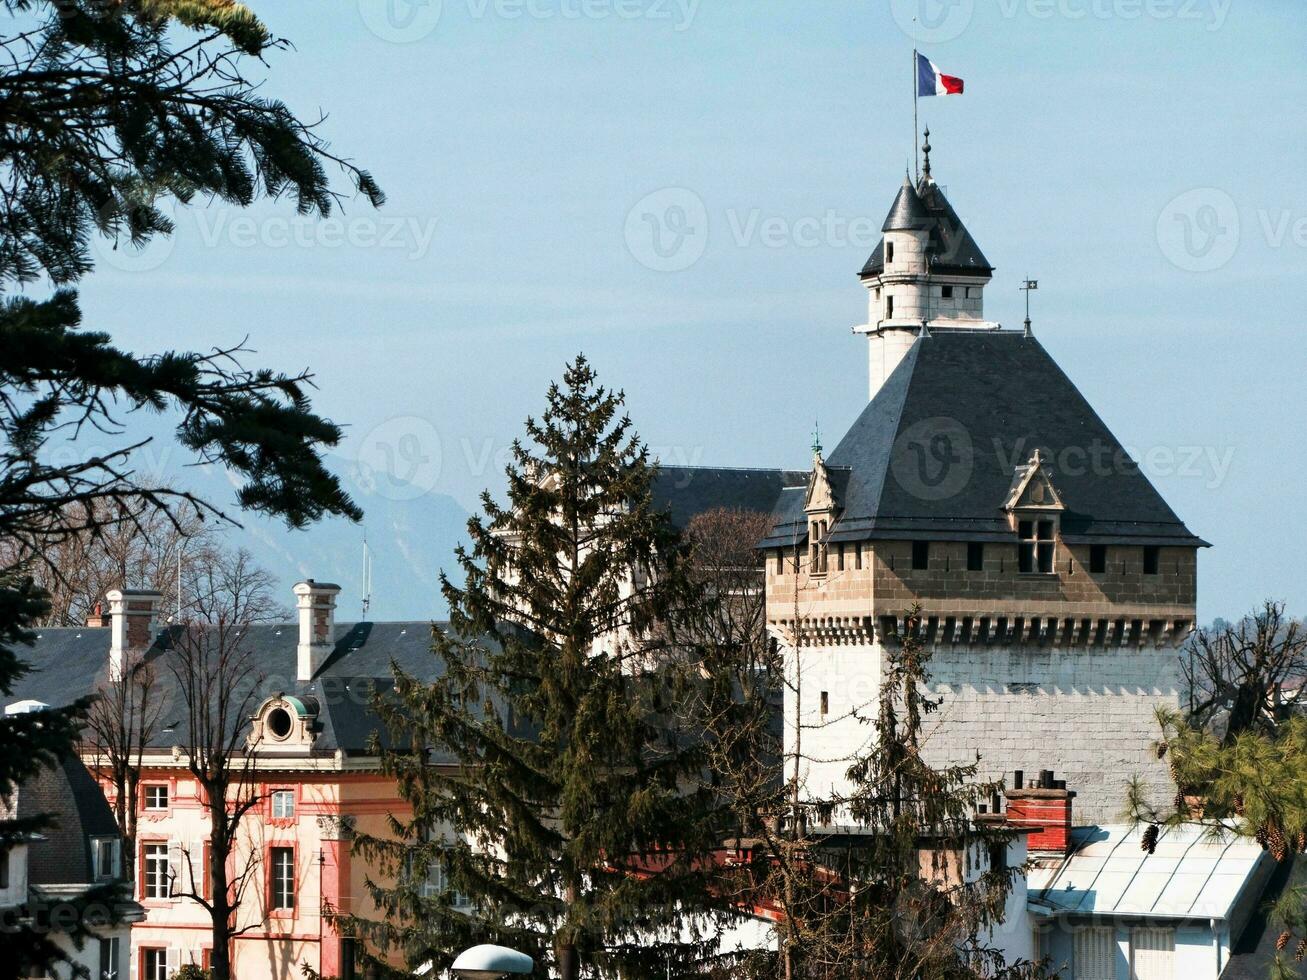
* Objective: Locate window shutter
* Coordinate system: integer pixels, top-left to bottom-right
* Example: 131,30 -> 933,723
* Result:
1074,926 -> 1115,980
166,947 -> 181,978
167,842 -> 183,900
1131,927 -> 1174,980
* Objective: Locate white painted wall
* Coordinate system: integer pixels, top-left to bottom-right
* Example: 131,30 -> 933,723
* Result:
783,638 -> 1180,826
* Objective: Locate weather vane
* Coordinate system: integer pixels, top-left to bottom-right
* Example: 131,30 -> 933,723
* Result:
1020,277 -> 1039,336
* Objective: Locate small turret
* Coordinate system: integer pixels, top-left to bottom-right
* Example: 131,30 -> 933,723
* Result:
855,133 -> 996,400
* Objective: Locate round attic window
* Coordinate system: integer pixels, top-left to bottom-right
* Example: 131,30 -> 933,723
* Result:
267,706 -> 294,740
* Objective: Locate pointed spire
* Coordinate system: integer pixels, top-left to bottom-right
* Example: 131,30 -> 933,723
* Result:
811,421 -> 823,460
921,127 -> 933,183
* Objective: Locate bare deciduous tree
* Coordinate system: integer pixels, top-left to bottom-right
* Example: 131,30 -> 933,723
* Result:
1182,600 -> 1306,742
83,652 -> 167,883
167,613 -> 269,980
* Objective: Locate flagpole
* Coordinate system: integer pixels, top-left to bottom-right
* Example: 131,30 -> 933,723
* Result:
912,48 -> 919,181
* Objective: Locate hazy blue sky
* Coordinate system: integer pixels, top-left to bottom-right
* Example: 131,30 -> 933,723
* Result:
80,0 -> 1305,620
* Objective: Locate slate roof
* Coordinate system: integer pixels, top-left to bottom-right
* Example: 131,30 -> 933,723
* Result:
16,755 -> 121,886
1027,823 -> 1269,922
760,331 -> 1208,549
860,175 -> 994,279
6,621 -> 488,761
652,466 -> 808,529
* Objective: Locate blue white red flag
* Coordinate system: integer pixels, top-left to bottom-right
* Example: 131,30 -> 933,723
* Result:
917,52 -> 964,96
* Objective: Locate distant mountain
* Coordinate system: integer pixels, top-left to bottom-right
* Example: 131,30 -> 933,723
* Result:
179,454 -> 472,623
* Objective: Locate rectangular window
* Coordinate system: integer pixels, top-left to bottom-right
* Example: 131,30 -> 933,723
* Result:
99,937 -> 120,980
1073,927 -> 1116,980
836,543 -> 845,572
819,691 -> 829,718
987,842 -> 1007,873
1090,544 -> 1108,574
143,842 -> 170,900
911,540 -> 930,571
141,949 -> 169,980
886,242 -> 895,264
271,790 -> 295,819
967,542 -> 984,572
886,294 -> 894,318
1143,546 -> 1160,576
854,543 -> 862,570
776,549 -> 785,575
941,285 -> 954,299
143,785 -> 168,811
1018,520 -> 1055,574
270,846 -> 295,910
0,847 -> 8,888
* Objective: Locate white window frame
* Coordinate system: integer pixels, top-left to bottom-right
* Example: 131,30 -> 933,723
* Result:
143,784 -> 169,811
270,846 -> 295,910
271,789 -> 295,819
142,947 -> 168,980
143,842 -> 170,899
93,837 -> 120,881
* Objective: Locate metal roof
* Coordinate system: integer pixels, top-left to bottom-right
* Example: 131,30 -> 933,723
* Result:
1027,823 -> 1268,922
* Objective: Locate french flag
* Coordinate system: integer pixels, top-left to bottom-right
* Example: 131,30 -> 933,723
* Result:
917,52 -> 964,97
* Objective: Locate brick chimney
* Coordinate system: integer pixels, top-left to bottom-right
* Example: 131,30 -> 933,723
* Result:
104,589 -> 164,682
1004,769 -> 1076,856
293,580 -> 340,681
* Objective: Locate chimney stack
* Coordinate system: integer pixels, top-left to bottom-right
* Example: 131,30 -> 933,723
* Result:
105,589 -> 164,682
294,580 -> 340,681
1005,768 -> 1076,856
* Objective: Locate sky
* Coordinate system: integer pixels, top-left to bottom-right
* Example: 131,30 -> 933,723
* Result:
77,0 -> 1307,622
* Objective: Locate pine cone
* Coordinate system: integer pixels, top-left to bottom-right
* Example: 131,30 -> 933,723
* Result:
1156,742 -> 1168,760
1297,831 -> 1306,853
1268,825 -> 1288,862
1141,824 -> 1159,855
1296,939 -> 1306,963
1276,931 -> 1291,952
1174,791 -> 1186,813
1235,793 -> 1245,816
1256,824 -> 1269,850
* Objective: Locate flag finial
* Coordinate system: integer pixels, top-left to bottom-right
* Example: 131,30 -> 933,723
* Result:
921,127 -> 932,182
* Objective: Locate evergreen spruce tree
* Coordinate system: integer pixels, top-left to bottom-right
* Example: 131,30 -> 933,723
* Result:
352,356 -> 741,979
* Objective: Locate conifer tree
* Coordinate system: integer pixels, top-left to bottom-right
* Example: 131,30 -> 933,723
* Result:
351,356 -> 742,979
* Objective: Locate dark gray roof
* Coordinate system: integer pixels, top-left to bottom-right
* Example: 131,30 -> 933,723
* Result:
1224,853 -> 1307,980
7,621 -> 491,760
651,466 -> 808,530
17,755 -> 120,886
881,176 -> 933,232
861,176 -> 994,279
761,331 -> 1207,549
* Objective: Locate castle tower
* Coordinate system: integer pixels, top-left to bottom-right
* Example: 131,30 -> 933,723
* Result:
764,159 -> 1206,824
855,132 -> 995,400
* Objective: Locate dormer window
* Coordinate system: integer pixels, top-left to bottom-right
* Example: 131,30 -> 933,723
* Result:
249,695 -> 320,753
93,837 -> 120,881
1018,520 -> 1055,574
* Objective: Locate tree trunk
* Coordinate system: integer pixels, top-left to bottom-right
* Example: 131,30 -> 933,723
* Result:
210,833 -> 233,980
